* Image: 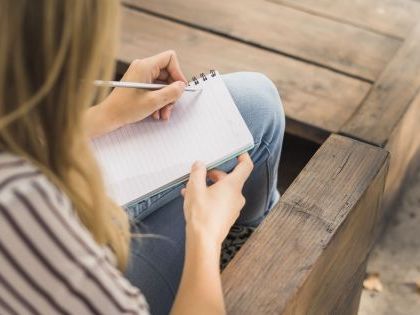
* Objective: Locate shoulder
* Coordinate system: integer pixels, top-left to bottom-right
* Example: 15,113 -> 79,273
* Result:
0,152 -> 101,259
0,152 -> 80,254
0,152 -> 72,213
0,152 -> 150,314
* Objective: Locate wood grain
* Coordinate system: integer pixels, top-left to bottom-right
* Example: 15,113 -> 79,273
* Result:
271,0 -> 420,39
118,7 -> 371,143
221,135 -> 389,314
382,92 -> 420,215
123,0 -> 401,81
341,23 -> 420,147
331,258 -> 367,315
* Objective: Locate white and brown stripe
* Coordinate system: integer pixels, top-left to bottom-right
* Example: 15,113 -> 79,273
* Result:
0,153 -> 149,315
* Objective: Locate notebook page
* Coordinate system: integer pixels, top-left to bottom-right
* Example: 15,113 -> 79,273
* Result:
91,72 -> 254,206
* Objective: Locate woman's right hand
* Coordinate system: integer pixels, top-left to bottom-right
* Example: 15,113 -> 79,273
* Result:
182,153 -> 253,247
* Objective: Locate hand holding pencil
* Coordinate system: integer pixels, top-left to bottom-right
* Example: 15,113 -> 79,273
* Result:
86,51 -> 191,138
107,50 -> 190,121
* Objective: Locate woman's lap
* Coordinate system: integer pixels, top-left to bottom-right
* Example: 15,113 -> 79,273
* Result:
125,72 -> 285,315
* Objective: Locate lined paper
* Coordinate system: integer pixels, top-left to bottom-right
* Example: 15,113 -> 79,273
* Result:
92,72 -> 254,206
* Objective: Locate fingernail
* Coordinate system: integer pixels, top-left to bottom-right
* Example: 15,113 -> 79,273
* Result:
178,81 -> 186,88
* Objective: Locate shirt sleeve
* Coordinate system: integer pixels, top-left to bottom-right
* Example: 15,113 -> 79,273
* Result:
0,174 -> 149,315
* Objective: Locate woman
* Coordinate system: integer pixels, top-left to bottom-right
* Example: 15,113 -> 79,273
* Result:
0,1 -> 284,314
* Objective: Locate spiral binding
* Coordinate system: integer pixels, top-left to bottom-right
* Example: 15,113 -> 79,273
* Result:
189,70 -> 216,86
192,76 -> 199,85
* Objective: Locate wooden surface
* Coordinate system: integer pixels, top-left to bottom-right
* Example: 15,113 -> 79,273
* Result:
120,1 -> 420,147
341,23 -> 420,147
272,0 -> 420,38
382,92 -> 420,214
124,0 -> 401,81
332,258 -> 368,315
118,7 -> 371,143
222,135 -> 389,314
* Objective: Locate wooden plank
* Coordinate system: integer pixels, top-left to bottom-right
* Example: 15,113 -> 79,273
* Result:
382,92 -> 420,214
271,0 -> 420,39
331,258 -> 367,315
123,0 -> 401,81
118,7 -> 371,143
341,23 -> 420,147
221,134 -> 389,314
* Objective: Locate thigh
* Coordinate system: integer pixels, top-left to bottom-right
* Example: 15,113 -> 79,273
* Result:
125,196 -> 185,315
222,71 -> 285,148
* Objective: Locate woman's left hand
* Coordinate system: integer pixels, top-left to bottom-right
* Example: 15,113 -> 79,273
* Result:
86,50 -> 188,137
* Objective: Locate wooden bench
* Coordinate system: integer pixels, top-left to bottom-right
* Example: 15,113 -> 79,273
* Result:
223,134 -> 388,314
117,1 -> 420,313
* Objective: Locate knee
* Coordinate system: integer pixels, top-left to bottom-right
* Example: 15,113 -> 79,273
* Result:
223,72 -> 285,145
245,72 -> 285,133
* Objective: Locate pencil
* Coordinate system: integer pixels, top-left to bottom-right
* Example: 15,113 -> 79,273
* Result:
94,80 -> 201,92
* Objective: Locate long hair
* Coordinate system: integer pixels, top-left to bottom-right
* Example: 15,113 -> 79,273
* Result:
0,0 -> 130,270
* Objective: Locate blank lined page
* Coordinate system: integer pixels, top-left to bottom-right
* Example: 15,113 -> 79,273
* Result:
91,72 -> 254,206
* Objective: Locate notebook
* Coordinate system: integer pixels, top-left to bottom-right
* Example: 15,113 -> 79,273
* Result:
91,70 -> 254,207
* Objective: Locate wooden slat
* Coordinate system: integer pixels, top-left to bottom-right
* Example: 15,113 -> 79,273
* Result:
341,23 -> 420,147
271,0 -> 420,39
123,0 -> 401,81
118,7 -> 371,143
221,134 -> 389,314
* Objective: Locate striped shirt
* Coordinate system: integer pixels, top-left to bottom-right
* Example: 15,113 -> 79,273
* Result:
0,153 -> 149,315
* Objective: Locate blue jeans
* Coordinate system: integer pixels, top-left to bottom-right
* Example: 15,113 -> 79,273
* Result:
125,72 -> 285,315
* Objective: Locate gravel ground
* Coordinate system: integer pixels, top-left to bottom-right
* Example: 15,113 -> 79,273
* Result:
358,158 -> 420,315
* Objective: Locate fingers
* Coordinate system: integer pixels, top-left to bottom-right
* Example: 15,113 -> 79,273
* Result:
228,153 -> 254,186
159,103 -> 174,120
152,111 -> 160,120
127,51 -> 187,85
156,70 -> 176,83
207,169 -> 227,182
187,161 -> 207,192
148,50 -> 188,83
152,104 -> 173,121
148,81 -> 185,113
156,69 -> 170,82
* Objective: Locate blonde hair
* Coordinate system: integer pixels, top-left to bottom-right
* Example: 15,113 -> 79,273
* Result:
0,0 -> 130,269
